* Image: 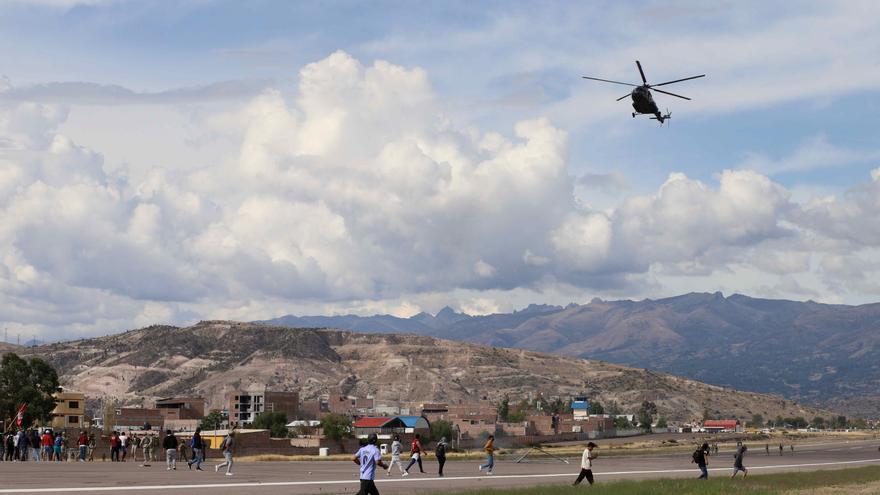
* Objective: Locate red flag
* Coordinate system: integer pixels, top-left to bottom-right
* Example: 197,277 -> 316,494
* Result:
15,403 -> 27,427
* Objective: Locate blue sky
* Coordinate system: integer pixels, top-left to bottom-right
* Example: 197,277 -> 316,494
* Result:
2,0 -> 880,339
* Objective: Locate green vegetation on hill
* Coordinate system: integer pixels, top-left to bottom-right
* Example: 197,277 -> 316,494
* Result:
431,465 -> 880,495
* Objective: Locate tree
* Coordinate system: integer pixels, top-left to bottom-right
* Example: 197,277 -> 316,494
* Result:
748,414 -> 764,428
252,411 -> 289,438
507,410 -> 527,422
614,416 -> 631,429
638,401 -> 657,431
655,417 -> 668,429
496,395 -> 510,422
588,400 -> 604,415
0,353 -> 60,428
430,419 -> 454,442
834,415 -> 848,429
200,410 -> 223,430
320,413 -> 352,442
605,401 -> 621,416
811,417 -> 826,429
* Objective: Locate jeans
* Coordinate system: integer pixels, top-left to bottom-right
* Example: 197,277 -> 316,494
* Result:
189,448 -> 203,468
31,447 -> 40,462
438,456 -> 446,476
166,449 -> 177,469
216,451 -> 233,474
356,479 -> 379,495
480,454 -> 494,472
79,445 -> 87,461
698,464 -> 708,479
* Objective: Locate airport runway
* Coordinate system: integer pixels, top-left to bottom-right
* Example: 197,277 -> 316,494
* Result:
1,439 -> 879,494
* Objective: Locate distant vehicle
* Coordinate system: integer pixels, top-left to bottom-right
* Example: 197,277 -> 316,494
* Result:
582,60 -> 705,124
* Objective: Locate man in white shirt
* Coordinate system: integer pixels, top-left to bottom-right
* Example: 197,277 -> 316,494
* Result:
572,442 -> 597,486
386,435 -> 405,476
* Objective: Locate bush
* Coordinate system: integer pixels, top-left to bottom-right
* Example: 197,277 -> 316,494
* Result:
430,419 -> 454,442
252,411 -> 289,438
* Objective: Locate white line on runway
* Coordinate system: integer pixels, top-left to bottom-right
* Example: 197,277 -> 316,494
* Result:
1,458 -> 879,493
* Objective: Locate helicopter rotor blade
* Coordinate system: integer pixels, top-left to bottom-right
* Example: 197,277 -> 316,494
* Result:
651,87 -> 691,100
636,60 -> 648,85
651,74 -> 706,87
582,76 -> 639,87
616,92 -> 631,101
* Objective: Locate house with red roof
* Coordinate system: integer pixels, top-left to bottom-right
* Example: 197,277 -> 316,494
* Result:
703,419 -> 742,433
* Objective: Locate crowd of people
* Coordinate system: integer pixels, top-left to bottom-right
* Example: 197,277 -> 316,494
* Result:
0,427 -> 237,476
1,428 -> 97,462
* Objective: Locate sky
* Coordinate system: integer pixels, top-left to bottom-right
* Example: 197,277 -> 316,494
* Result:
1,0 -> 880,341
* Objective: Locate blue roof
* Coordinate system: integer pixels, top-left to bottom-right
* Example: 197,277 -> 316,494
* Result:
397,416 -> 426,428
571,402 -> 589,410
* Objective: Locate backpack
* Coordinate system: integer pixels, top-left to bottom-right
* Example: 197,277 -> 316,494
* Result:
692,448 -> 704,464
436,443 -> 446,457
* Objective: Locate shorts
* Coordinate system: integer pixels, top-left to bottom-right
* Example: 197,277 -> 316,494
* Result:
733,466 -> 747,473
53,446 -> 62,455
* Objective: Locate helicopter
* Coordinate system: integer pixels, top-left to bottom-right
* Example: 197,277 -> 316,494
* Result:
582,61 -> 705,124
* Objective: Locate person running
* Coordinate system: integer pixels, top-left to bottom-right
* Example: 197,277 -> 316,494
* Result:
572,442 -> 597,486
187,427 -> 205,471
141,434 -> 154,467
731,444 -> 748,478
214,430 -> 235,476
779,443 -> 784,456
436,437 -> 448,477
353,433 -> 388,495
163,430 -> 178,471
404,434 -> 425,475
478,435 -> 495,475
693,442 -> 710,480
765,443 -> 769,455
386,435 -> 405,476
77,431 -> 89,462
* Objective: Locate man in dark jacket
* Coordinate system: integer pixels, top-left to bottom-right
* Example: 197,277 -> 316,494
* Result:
693,442 -> 710,479
163,430 -> 178,471
187,428 -> 204,471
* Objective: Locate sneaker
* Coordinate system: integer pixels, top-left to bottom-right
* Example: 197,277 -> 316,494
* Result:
197,467 -> 203,471
167,467 -> 171,471
188,463 -> 192,470
402,471 -> 409,477
488,471 -> 493,475
215,465 -> 220,473
225,472 -> 233,476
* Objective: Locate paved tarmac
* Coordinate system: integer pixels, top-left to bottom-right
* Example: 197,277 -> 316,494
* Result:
1,439 -> 879,494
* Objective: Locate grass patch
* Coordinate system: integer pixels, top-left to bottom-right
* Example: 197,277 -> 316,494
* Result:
429,465 -> 880,495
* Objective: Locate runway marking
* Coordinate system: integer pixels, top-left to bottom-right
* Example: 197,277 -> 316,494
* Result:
1,458 -> 878,493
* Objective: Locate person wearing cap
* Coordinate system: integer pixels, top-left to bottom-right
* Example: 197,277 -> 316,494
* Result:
353,433 -> 388,495
572,442 -> 597,486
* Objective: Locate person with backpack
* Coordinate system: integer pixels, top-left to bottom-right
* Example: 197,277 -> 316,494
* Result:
215,430 -> 235,476
731,444 -> 748,478
403,434 -> 425,475
572,442 -> 597,486
386,434 -> 405,476
435,437 -> 448,477
187,427 -> 205,471
163,430 -> 178,470
692,442 -> 710,479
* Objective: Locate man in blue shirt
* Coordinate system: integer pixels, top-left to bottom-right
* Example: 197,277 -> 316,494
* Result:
353,433 -> 388,495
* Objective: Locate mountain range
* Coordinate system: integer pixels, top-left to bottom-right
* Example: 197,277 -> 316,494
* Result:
260,293 -> 880,417
8,321 -> 827,423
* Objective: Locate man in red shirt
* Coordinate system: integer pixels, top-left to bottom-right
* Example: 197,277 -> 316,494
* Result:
403,434 -> 425,475
77,431 -> 89,462
40,430 -> 53,461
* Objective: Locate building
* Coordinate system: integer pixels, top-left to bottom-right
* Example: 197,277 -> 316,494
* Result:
155,397 -> 206,420
50,390 -> 85,430
352,416 -> 430,439
571,396 -> 590,420
228,390 -> 299,425
419,403 -> 450,422
703,419 -> 742,433
114,408 -> 165,430
453,414 -> 497,439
